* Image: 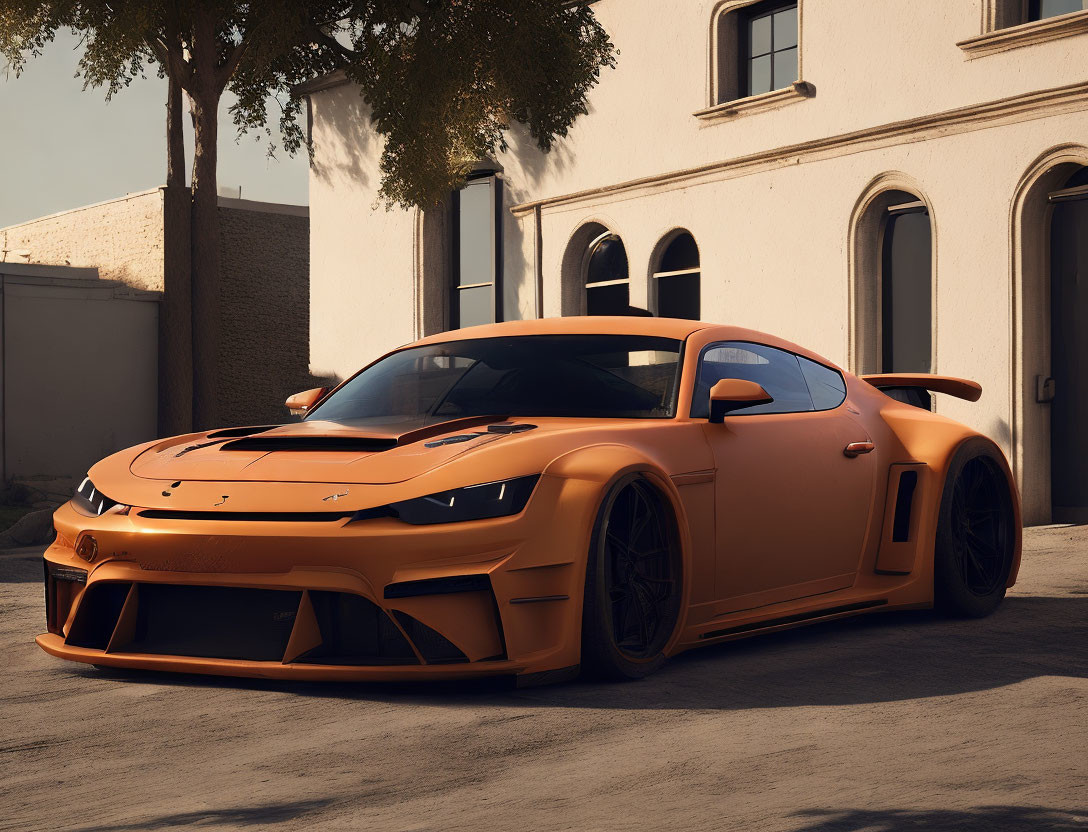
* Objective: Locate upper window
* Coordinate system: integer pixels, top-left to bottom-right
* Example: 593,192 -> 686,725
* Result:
652,233 -> 701,320
585,232 -> 631,315
1029,0 -> 1086,20
740,2 -> 798,98
451,175 -> 502,329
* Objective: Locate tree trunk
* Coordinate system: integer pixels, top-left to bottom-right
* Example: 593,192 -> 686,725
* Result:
189,83 -> 221,429
166,75 -> 185,189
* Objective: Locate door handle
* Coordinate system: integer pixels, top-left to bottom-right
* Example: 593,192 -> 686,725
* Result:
843,441 -> 875,458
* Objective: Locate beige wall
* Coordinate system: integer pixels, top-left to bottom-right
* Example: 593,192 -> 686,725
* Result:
0,189 -> 166,292
306,0 -> 1088,523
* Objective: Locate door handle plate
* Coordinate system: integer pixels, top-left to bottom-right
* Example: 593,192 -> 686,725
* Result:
844,441 -> 875,458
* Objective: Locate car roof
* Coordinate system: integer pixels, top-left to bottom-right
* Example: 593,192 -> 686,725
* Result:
413,316 -> 710,344
411,317 -> 841,371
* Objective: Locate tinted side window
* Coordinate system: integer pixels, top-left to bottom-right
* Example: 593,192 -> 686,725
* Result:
691,342 -> 814,417
798,357 -> 847,411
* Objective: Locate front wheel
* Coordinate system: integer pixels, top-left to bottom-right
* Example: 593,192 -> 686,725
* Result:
581,474 -> 682,680
934,439 -> 1017,618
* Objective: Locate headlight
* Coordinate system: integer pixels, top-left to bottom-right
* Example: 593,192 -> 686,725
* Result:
354,475 -> 541,525
72,476 -> 120,517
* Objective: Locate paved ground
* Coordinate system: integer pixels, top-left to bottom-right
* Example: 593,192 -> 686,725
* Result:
0,528 -> 1085,832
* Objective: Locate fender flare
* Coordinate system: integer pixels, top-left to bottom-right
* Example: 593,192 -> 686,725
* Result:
544,443 -> 693,655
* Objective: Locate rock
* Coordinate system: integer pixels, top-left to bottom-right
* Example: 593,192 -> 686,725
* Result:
6,509 -> 55,546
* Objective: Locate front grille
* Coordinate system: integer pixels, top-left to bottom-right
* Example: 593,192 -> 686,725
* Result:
127,585 -> 302,661
137,510 -> 352,523
63,583 -> 432,666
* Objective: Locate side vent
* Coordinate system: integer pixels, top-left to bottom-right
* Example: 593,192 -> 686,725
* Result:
892,471 -> 918,542
875,463 -> 927,575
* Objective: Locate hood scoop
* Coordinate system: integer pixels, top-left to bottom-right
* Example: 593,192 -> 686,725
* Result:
220,435 -> 399,453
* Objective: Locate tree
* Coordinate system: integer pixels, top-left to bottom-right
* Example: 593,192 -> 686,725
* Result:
0,1 -> 615,428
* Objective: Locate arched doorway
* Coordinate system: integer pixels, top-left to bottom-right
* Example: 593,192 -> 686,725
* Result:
1047,166 -> 1088,522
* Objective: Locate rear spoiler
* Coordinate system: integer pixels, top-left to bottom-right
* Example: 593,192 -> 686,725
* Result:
861,373 -> 982,402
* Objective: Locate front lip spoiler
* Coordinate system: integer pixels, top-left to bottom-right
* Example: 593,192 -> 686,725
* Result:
35,634 -> 527,682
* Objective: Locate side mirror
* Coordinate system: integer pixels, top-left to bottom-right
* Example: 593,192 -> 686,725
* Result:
285,387 -> 328,416
708,379 -> 774,423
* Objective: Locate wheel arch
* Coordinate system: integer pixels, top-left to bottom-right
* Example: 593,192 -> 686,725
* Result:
545,444 -> 694,655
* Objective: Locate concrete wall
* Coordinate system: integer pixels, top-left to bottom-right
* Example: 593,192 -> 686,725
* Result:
0,264 -> 160,492
217,199 -> 324,426
305,0 -> 1088,523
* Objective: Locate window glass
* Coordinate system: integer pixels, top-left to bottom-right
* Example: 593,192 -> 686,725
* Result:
691,342 -> 814,418
452,176 -> 500,328
312,334 -> 685,426
653,233 -> 701,321
1030,0 -> 1085,20
743,2 -> 798,97
882,208 -> 932,372
586,233 -> 631,315
798,356 -> 847,411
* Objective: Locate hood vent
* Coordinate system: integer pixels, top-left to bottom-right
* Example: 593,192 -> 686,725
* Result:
220,435 -> 398,453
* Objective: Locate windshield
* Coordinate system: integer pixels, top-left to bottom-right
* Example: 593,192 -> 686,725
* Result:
309,334 -> 684,427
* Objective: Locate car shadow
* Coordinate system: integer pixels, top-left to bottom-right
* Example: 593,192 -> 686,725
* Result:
67,798 -> 334,831
785,805 -> 1088,832
81,594 -> 1088,712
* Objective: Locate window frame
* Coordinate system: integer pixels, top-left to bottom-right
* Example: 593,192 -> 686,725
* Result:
689,340 -> 847,419
737,0 -> 799,100
450,173 -> 504,329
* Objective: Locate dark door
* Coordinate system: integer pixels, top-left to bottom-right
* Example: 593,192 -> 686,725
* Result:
1050,194 -> 1088,522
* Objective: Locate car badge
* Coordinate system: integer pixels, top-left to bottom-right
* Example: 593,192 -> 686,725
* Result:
323,490 -> 349,502
214,495 -> 229,506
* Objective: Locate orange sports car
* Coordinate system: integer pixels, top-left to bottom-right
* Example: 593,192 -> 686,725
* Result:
38,317 -> 1021,685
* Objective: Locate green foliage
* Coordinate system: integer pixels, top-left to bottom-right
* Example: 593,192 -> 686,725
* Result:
0,0 -> 616,208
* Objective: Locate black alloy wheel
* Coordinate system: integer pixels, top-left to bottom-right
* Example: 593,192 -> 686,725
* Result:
582,475 -> 682,679
935,439 -> 1016,618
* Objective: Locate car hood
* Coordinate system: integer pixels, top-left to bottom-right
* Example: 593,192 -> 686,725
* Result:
127,417 -> 519,485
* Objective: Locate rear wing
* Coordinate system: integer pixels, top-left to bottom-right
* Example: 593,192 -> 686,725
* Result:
861,373 -> 982,404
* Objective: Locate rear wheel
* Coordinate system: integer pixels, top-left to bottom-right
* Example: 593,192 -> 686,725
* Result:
934,439 -> 1016,618
581,475 -> 682,680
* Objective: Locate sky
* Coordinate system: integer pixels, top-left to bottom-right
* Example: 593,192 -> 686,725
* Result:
0,31 -> 309,228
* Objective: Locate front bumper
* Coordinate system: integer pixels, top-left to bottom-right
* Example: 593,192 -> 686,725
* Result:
37,474 -> 598,681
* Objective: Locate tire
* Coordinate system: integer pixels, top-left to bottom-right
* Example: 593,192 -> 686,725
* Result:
581,474 -> 683,680
934,438 -> 1017,618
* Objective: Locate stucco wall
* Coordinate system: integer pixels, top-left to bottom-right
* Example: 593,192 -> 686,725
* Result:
0,189 -> 166,292
305,0 -> 1088,523
217,201 -> 323,426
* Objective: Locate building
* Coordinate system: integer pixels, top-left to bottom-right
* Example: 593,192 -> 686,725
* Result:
1,188 -> 318,488
299,0 -> 1088,525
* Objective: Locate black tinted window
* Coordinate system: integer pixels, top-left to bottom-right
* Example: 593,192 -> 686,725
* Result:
691,342 -> 814,417
798,357 -> 847,410
311,334 -> 684,426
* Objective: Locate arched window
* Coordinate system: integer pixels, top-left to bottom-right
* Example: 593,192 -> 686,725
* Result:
585,231 -> 630,316
652,232 -> 700,320
880,192 -> 932,374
